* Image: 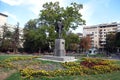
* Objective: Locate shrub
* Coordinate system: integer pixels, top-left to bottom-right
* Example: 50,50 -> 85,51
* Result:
62,62 -> 80,68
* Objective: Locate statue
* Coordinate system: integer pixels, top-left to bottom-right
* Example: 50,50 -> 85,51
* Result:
55,20 -> 64,39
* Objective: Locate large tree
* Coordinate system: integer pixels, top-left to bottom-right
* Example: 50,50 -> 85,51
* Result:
24,19 -> 38,30
12,23 -> 20,54
115,32 -> 120,47
0,23 -> 20,53
40,2 -> 85,31
23,20 -> 52,53
115,32 -> 120,53
23,1 -> 85,53
0,24 -> 13,52
105,33 -> 116,54
80,36 -> 91,52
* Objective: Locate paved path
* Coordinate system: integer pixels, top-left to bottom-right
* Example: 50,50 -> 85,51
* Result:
111,55 -> 120,60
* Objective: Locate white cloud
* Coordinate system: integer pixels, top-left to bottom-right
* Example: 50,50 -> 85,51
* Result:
2,11 -> 18,22
25,0 -> 66,16
1,0 -> 23,6
1,0 -> 66,16
81,0 -> 111,25
81,2 -> 94,25
1,0 -> 111,23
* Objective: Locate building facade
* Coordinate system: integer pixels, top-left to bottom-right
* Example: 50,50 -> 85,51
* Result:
0,13 -> 8,26
77,33 -> 83,39
0,13 -> 23,48
83,22 -> 120,50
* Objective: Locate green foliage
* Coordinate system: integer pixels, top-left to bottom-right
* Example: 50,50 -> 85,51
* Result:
23,1 -> 85,53
0,23 -> 20,53
115,32 -> 120,47
65,33 -> 80,51
24,26 -> 51,53
0,24 -> 13,52
0,39 -> 12,51
40,2 -> 85,31
106,33 -> 116,53
24,19 -> 38,30
105,32 -> 120,53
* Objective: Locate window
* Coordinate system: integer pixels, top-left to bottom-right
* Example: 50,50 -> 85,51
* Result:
113,28 -> 117,30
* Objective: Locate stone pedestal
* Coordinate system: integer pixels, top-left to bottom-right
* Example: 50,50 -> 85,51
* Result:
54,39 -> 65,56
39,39 -> 77,62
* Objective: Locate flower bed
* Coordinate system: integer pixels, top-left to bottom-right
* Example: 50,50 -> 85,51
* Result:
3,56 -> 39,62
80,57 -> 115,68
0,56 -> 40,69
20,58 -> 120,79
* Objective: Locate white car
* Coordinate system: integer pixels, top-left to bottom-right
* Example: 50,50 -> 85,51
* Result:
87,48 -> 98,55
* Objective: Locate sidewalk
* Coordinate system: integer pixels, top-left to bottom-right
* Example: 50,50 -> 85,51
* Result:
111,55 -> 120,60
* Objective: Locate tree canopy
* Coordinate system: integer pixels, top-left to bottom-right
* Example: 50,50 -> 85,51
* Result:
80,35 -> 91,51
23,1 -> 85,53
115,32 -> 120,47
0,23 -> 20,53
39,2 -> 85,31
105,32 -> 120,54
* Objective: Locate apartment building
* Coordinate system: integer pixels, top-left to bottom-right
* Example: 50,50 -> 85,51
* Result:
83,25 -> 99,48
0,13 -> 23,48
83,22 -> 120,50
77,33 -> 83,39
0,13 -> 8,38
0,13 -> 8,26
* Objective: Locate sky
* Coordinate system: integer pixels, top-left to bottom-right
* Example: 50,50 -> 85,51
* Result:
0,0 -> 120,33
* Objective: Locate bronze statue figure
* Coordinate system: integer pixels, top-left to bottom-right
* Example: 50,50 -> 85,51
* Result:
55,20 -> 64,39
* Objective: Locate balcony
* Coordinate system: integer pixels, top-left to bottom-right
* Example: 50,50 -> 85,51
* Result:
99,35 -> 103,37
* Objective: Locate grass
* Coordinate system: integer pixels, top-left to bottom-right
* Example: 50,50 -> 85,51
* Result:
76,53 -> 107,59
0,55 -> 13,61
115,60 -> 120,65
0,55 -> 33,61
5,72 -> 21,80
39,59 -> 59,64
40,71 -> 120,80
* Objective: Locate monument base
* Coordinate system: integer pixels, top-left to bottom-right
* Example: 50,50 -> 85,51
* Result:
54,39 -> 65,56
39,55 -> 77,62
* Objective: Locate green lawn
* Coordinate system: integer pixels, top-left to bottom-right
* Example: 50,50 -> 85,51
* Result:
0,55 -> 33,61
0,54 -> 120,80
40,71 -> 120,80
